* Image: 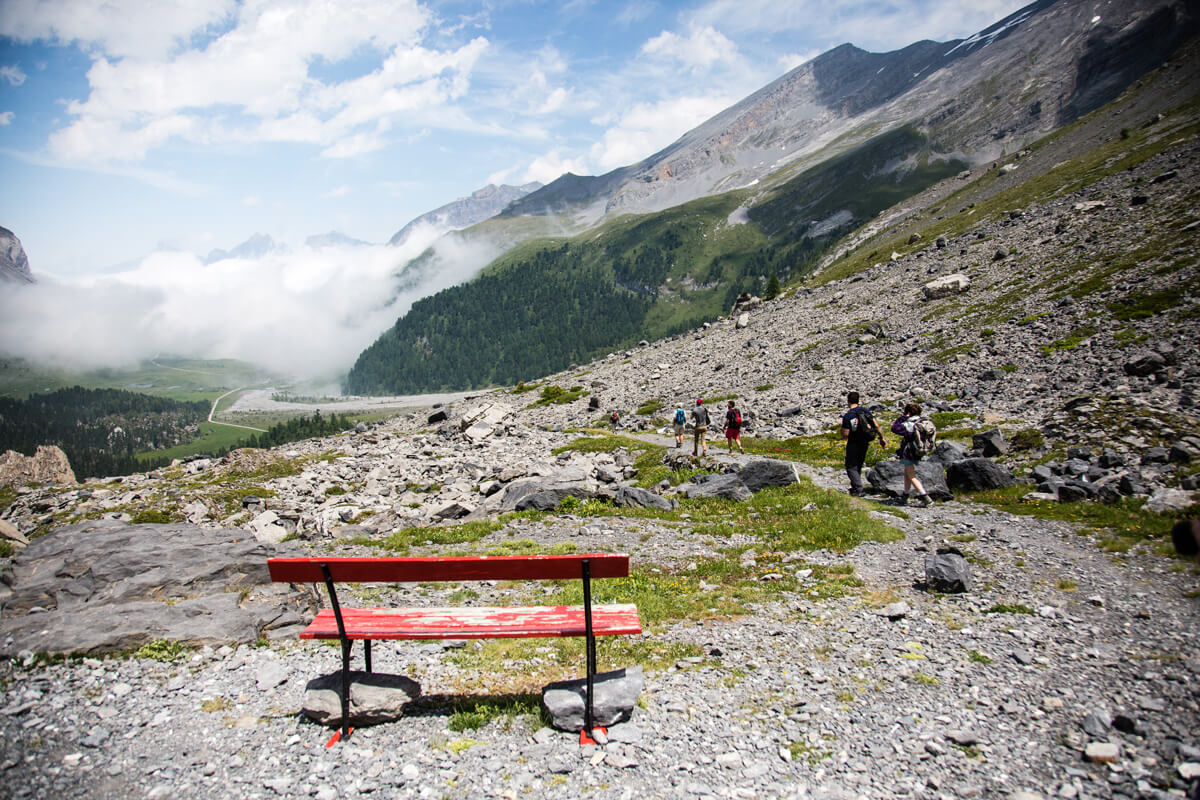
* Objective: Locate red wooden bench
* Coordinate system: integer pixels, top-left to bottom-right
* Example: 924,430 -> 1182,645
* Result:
267,554 -> 641,744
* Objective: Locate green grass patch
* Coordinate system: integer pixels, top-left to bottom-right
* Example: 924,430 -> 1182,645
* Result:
963,484 -> 1186,550
1106,286 -> 1188,321
636,398 -> 665,416
530,385 -> 589,406
132,639 -> 193,661
1040,325 -> 1097,356
445,694 -> 545,733
984,603 -> 1035,615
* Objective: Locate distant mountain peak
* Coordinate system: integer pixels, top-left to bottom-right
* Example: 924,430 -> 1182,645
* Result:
388,182 -> 543,247
203,233 -> 279,264
0,226 -> 35,285
305,231 -> 371,249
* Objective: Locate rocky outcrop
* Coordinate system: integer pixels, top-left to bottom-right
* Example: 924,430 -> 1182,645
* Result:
0,226 -> 34,285
0,520 -> 313,656
0,445 -> 75,488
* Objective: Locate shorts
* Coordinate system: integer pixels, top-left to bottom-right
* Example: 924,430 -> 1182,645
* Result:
899,458 -> 919,467
725,428 -> 740,440
673,423 -> 685,436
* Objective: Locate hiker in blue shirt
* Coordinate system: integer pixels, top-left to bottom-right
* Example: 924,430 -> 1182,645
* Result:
672,404 -> 687,449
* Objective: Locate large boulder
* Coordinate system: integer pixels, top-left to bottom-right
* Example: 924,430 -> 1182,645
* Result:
946,458 -> 1016,491
866,460 -> 952,500
738,459 -> 800,491
971,429 -> 1009,457
922,273 -> 970,300
303,671 -> 421,727
0,445 -> 76,488
0,519 -> 312,657
926,441 -> 968,465
683,473 -> 753,501
542,666 -> 644,732
1123,350 -> 1167,376
499,475 -> 600,512
613,485 -> 675,511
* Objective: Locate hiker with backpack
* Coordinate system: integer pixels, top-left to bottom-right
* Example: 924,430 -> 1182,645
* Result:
891,402 -> 936,507
691,398 -> 710,457
672,404 -> 687,448
609,410 -> 619,430
840,391 -> 887,496
723,399 -> 746,454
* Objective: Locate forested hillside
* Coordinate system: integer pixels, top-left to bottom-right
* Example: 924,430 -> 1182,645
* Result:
0,387 -> 210,479
347,128 -> 962,394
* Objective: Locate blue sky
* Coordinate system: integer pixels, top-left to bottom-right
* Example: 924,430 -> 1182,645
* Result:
0,0 -> 1027,380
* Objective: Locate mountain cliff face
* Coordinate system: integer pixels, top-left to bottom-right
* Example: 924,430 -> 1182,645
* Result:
0,227 -> 34,285
388,182 -> 543,247
506,0 -> 1197,221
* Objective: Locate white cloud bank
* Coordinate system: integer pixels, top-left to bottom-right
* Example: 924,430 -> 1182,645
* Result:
2,0 -> 489,164
0,232 -> 501,380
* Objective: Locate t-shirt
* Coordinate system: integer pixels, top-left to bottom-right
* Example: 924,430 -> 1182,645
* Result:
692,406 -> 710,428
842,406 -> 876,443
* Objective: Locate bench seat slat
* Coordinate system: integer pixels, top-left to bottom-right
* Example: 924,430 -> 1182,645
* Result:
269,554 -> 629,584
299,604 -> 642,640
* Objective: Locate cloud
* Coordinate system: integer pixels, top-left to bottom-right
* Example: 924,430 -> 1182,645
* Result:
0,233 -> 503,379
519,149 -> 591,184
641,25 -> 739,73
779,50 -> 820,72
688,0 -> 1030,53
323,185 -> 352,198
588,94 -> 734,172
0,112 -> 13,126
0,65 -> 27,86
242,195 -> 261,206
0,0 -> 237,60
30,0 -> 491,164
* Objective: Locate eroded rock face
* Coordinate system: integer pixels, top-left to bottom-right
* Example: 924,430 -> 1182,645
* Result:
0,445 -> 76,488
0,520 -> 314,656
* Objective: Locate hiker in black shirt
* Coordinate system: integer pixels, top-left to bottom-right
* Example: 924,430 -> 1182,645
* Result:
840,391 -> 886,496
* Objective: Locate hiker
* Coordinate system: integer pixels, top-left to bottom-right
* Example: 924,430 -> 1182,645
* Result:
840,391 -> 886,496
723,399 -> 745,454
672,404 -> 687,448
609,410 -> 619,430
891,402 -> 934,507
691,398 -> 710,456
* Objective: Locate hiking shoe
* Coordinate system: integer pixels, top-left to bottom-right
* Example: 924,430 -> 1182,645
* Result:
849,488 -> 864,497
896,495 -> 908,506
916,494 -> 932,508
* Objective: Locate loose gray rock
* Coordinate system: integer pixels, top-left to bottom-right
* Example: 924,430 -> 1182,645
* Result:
542,666 -> 644,732
738,458 -> 800,491
924,548 -> 972,593
683,473 -> 753,501
866,460 -> 952,500
302,671 -> 421,727
613,485 -> 675,511
946,458 -> 1016,491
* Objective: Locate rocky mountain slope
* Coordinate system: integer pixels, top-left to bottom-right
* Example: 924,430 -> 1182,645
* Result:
0,226 -> 34,285
506,0 -> 1197,221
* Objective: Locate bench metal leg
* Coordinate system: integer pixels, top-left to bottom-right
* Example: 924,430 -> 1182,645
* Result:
321,564 -> 353,742
364,639 -> 372,673
582,559 -> 596,736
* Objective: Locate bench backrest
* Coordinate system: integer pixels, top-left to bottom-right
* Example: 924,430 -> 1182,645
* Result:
268,554 -> 630,584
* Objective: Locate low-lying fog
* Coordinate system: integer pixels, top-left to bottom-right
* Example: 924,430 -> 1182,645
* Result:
0,225 -> 500,382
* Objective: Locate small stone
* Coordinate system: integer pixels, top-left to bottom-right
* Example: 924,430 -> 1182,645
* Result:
1177,762 -> 1200,780
1084,742 -> 1120,763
